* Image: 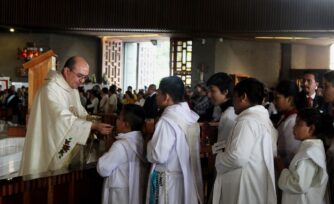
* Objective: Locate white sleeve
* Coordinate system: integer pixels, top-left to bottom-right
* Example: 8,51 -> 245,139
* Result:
278,159 -> 318,193
215,120 -> 258,173
97,142 -> 127,177
147,119 -> 176,164
217,108 -> 236,142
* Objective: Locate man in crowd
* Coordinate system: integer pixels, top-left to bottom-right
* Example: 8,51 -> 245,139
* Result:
143,84 -> 159,119
298,70 -> 331,114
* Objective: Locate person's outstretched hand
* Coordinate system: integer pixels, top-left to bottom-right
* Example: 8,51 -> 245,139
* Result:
91,122 -> 113,135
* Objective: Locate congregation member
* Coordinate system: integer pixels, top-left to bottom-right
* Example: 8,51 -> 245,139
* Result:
123,90 -> 136,104
86,90 -> 100,114
192,83 -> 212,121
322,70 -> 334,203
99,87 -> 109,114
108,84 -> 118,113
298,71 -> 331,114
20,56 -> 112,176
143,84 -> 159,119
135,90 -> 145,107
5,85 -> 19,123
278,108 -> 329,204
274,80 -> 301,166
97,104 -> 148,204
214,78 -> 277,204
78,87 -> 87,107
146,76 -> 203,204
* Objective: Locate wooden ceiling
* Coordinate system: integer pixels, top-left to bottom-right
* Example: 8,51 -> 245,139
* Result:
2,0 -> 334,46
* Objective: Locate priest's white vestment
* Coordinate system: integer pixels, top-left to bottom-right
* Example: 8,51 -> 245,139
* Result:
97,131 -> 148,204
279,139 -> 328,204
146,102 -> 203,204
213,105 -> 278,204
20,72 -> 92,176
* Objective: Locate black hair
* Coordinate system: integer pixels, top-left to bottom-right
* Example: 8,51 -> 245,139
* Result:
102,87 -> 109,94
62,56 -> 77,73
122,104 -> 146,131
109,84 -> 117,94
194,83 -> 207,93
159,76 -> 184,103
206,72 -> 234,98
275,80 -> 300,107
323,71 -> 334,86
148,84 -> 156,90
125,90 -> 134,99
234,78 -> 265,105
297,108 -> 334,140
303,70 -> 319,82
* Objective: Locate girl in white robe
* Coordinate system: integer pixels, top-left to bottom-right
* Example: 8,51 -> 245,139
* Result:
274,80 -> 301,166
97,104 -> 148,204
278,108 -> 329,204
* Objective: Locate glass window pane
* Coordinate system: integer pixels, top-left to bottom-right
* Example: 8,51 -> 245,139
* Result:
177,53 -> 182,61
182,50 -> 186,63
187,53 -> 192,61
186,78 -> 191,85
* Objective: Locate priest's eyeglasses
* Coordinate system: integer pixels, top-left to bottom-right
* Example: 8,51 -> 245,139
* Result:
70,70 -> 88,81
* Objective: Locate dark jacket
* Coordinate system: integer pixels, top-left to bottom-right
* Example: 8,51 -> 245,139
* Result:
143,93 -> 159,119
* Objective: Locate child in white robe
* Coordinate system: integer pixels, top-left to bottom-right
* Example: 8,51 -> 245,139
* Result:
97,104 -> 148,204
206,72 -> 237,203
214,78 -> 277,204
146,76 -> 203,204
278,108 -> 329,204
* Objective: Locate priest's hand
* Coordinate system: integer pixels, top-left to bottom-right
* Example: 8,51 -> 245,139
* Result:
91,122 -> 113,135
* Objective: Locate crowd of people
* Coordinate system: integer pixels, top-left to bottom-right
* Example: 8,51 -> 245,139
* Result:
0,84 -> 28,125
17,55 -> 334,204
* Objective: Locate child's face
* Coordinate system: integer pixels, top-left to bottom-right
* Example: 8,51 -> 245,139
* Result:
274,93 -> 292,113
323,79 -> 334,103
208,85 -> 228,105
116,111 -> 130,133
156,89 -> 168,109
233,92 -> 249,115
293,117 -> 313,141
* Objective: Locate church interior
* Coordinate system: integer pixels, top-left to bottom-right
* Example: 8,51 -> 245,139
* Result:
1,0 -> 334,203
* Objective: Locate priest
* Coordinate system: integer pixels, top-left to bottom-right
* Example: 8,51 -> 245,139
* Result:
20,56 -> 112,176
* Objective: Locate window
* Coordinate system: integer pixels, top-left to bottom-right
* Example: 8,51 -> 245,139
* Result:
123,41 -> 170,90
170,39 -> 193,86
102,38 -> 123,88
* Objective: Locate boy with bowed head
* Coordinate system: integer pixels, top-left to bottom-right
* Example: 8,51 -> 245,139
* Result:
97,104 -> 148,204
146,76 -> 203,204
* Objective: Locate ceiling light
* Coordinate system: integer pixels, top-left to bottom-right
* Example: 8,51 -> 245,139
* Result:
102,34 -> 160,38
255,36 -> 312,40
